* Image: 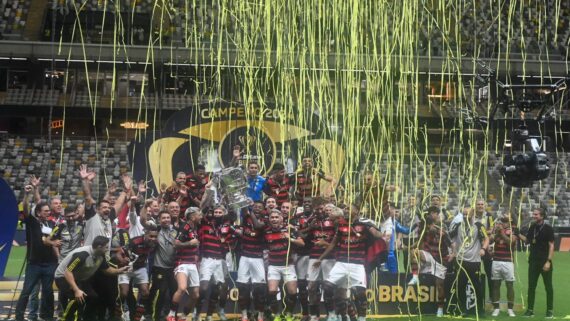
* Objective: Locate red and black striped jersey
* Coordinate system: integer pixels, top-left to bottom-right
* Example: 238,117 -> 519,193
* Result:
163,186 -> 191,213
294,169 -> 325,203
420,228 -> 451,264
264,175 -> 294,205
219,222 -> 238,253
255,211 -> 269,225
264,225 -> 298,266
198,218 -> 226,259
175,223 -> 200,265
290,212 -> 311,256
335,218 -> 371,265
239,216 -> 266,258
309,216 -> 336,259
115,229 -> 153,269
493,228 -> 514,262
186,174 -> 208,207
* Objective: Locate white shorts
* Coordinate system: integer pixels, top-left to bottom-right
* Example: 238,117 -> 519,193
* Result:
118,267 -> 149,285
419,250 -> 447,280
237,256 -> 266,284
296,255 -> 310,280
199,257 -> 226,284
307,259 -> 336,282
174,263 -> 200,287
491,261 -> 515,282
267,265 -> 297,283
326,262 -> 366,288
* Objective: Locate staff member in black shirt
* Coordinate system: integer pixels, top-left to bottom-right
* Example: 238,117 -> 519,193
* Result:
15,185 -> 58,321
518,208 -> 554,319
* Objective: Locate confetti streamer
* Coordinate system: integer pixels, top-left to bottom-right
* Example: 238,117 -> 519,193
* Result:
37,0 -> 570,318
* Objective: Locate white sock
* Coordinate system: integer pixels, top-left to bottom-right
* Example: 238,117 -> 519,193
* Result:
168,310 -> 176,317
242,310 -> 248,317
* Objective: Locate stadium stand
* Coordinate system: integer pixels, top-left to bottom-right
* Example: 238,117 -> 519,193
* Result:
2,2 -> 570,321
0,0 -> 30,39
0,136 -> 130,207
36,0 -> 570,56
422,0 -> 570,58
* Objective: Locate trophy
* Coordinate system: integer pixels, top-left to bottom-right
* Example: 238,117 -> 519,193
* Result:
214,166 -> 251,214
238,134 -> 256,152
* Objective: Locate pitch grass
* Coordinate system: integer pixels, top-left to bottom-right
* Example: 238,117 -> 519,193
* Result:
3,246 -> 26,278
4,247 -> 570,319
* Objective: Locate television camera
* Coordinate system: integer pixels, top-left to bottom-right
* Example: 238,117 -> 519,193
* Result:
500,125 -> 550,187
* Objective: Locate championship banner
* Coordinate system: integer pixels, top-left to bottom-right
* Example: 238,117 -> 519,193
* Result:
368,272 -> 439,315
128,101 -> 344,193
192,272 -> 441,315
0,178 -> 19,278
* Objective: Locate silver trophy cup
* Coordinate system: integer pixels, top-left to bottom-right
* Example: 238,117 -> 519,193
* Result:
215,167 -> 251,212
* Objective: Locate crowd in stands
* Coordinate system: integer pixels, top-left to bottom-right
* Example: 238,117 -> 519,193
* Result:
0,0 -> 29,39
3,0 -> 569,59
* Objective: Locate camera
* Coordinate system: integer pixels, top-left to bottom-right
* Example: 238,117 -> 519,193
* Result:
500,126 -> 550,187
